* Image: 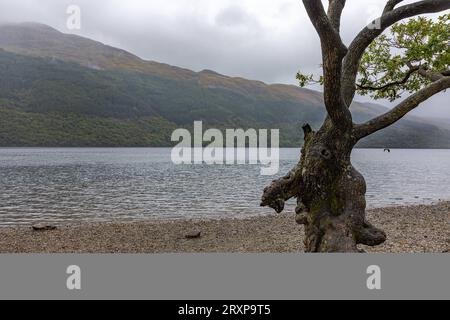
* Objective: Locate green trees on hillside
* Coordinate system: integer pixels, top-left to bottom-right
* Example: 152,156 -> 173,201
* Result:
0,48 -> 448,148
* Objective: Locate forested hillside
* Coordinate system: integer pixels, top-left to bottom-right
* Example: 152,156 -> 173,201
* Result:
0,23 -> 449,148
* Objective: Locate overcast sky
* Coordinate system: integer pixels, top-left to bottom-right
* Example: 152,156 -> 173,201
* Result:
0,0 -> 448,119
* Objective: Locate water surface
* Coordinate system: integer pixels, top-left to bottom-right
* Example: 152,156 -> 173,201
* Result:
0,148 -> 449,226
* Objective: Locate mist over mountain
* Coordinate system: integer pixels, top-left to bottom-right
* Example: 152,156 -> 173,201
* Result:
0,22 -> 449,148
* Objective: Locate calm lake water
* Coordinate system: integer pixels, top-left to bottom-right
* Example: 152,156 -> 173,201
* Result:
0,148 -> 449,226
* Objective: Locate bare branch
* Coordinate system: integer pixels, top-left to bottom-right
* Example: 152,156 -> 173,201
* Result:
342,0 -> 450,106
383,0 -> 404,14
302,0 -> 347,54
302,0 -> 352,130
328,0 -> 347,32
355,76 -> 450,139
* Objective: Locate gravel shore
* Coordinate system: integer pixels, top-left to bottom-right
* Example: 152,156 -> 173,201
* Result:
0,202 -> 448,253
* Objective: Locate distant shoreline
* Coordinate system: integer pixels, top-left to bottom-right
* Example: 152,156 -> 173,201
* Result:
1,202 -> 448,254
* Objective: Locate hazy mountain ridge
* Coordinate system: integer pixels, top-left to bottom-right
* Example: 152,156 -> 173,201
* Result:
0,22 -> 449,148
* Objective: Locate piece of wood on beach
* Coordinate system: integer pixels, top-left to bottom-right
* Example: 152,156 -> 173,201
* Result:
185,230 -> 202,239
32,224 -> 57,232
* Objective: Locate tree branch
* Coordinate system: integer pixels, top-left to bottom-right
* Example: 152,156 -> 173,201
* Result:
355,76 -> 450,139
383,0 -> 404,14
302,0 -> 348,54
260,124 -> 312,213
417,67 -> 447,82
356,65 -> 421,91
302,0 -> 352,131
260,169 -> 303,213
342,0 -> 450,106
328,0 -> 346,32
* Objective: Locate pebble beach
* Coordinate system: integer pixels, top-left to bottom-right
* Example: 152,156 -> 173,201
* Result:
0,202 -> 448,253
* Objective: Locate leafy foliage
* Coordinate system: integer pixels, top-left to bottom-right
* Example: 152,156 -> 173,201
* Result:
357,14 -> 449,101
296,15 -> 449,102
296,71 -> 323,87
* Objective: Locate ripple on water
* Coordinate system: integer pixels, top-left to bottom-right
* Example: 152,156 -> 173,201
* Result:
0,148 -> 449,226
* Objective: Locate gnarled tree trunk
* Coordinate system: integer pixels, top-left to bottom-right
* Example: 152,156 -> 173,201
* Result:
261,121 -> 386,253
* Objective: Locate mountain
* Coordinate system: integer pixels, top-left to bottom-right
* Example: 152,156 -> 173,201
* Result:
0,22 -> 449,148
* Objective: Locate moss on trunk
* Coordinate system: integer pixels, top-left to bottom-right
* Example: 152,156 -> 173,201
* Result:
261,122 -> 386,253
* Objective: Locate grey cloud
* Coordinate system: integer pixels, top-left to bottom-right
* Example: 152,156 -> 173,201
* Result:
215,6 -> 258,28
0,0 -> 448,119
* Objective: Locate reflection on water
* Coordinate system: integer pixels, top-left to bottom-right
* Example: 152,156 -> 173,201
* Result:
0,148 -> 449,226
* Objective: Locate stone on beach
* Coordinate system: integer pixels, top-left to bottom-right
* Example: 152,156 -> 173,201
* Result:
185,230 -> 202,239
32,224 -> 57,231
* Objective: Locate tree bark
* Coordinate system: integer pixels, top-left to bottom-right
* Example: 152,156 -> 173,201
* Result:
262,124 -> 386,252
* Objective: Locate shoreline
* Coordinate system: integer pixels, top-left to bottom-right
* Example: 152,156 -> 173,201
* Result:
0,202 -> 448,253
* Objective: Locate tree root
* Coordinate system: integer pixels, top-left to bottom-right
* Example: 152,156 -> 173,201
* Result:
354,221 -> 387,246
